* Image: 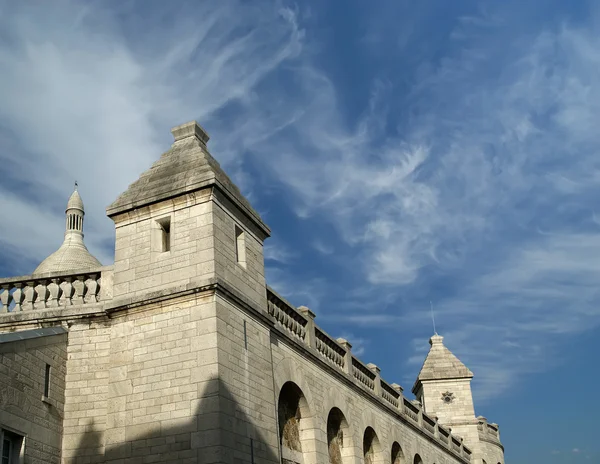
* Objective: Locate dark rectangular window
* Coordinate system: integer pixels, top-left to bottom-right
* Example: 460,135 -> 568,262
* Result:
243,320 -> 248,350
44,364 -> 51,397
1,430 -> 23,464
1,438 -> 10,464
158,217 -> 171,252
235,225 -> 246,268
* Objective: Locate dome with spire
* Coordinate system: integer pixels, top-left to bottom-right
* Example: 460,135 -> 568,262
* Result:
33,186 -> 102,275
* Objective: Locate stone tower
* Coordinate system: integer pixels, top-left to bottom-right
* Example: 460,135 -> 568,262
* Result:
413,334 -> 504,464
106,120 -> 270,307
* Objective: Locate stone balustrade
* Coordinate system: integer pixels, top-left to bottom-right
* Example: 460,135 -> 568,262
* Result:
352,357 -> 376,390
0,267 -> 112,314
266,287 -> 473,460
315,327 -> 345,368
267,292 -> 307,343
477,416 -> 501,443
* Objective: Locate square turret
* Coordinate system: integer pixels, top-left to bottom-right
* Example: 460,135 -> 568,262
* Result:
106,121 -> 270,309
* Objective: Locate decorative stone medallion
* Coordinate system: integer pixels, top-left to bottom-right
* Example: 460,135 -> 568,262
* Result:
441,391 -> 455,404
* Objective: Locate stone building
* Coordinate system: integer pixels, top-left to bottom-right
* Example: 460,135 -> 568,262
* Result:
0,121 -> 505,464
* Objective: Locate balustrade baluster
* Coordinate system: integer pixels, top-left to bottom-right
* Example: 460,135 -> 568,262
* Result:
35,280 -> 50,309
85,274 -> 100,303
61,278 -> 75,306
0,285 -> 11,313
47,279 -> 63,308
24,281 -> 37,310
73,276 -> 87,304
12,283 -> 25,311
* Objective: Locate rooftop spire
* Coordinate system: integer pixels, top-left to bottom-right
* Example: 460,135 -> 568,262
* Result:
412,333 -> 474,395
32,185 -> 101,275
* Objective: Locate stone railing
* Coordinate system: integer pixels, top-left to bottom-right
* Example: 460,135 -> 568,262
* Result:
381,381 -> 400,408
0,267 -> 112,314
477,416 -> 501,444
352,357 -> 376,390
438,425 -> 451,445
266,287 -> 473,461
423,413 -> 436,435
267,292 -> 307,343
451,437 -> 462,454
403,398 -> 420,423
315,327 -> 345,368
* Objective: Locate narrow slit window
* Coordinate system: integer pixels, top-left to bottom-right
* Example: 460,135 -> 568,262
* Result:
44,364 -> 51,397
235,225 -> 246,268
158,217 -> 171,252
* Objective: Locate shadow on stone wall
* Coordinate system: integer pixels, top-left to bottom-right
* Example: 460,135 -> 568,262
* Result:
68,376 -> 280,464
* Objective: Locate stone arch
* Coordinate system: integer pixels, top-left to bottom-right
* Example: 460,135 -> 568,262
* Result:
413,454 -> 423,464
278,381 -> 313,464
391,441 -> 405,464
320,386 -> 357,461
327,407 -> 353,464
363,426 -> 384,464
273,357 -> 316,408
274,357 -> 321,462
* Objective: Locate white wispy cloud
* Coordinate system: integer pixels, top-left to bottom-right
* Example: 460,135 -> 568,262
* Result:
0,0 -> 302,274
264,241 -> 297,264
242,8 -> 600,402
3,0 -> 600,409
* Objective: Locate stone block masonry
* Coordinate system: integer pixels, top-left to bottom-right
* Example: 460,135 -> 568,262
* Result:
0,329 -> 68,464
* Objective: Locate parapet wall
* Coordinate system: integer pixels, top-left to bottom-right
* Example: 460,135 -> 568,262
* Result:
267,286 -> 474,461
0,266 -> 503,463
0,266 -> 113,315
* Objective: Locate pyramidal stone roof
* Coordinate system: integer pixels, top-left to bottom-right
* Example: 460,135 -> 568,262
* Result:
412,334 -> 473,394
106,121 -> 270,236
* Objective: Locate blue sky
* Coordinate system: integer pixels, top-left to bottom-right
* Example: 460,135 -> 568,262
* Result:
1,0 -> 599,462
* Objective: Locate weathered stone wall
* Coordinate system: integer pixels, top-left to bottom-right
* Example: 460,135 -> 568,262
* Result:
212,189 -> 268,310
61,318 -> 111,463
61,292 -> 223,463
212,294 -> 279,463
420,379 -> 476,425
0,332 -> 67,464
479,434 -> 504,464
111,189 -> 215,299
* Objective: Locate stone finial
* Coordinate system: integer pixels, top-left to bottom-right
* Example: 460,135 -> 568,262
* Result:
366,363 -> 380,374
390,383 -> 404,393
171,121 -> 210,145
298,305 -> 316,320
429,334 -> 444,346
336,338 -> 352,350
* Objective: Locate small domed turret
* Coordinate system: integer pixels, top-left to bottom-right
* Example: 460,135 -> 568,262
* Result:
33,184 -> 102,275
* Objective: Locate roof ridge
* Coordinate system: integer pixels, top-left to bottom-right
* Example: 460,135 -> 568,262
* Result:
106,121 -> 269,236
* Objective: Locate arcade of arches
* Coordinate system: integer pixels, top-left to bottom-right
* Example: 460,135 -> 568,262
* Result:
277,381 -> 459,464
